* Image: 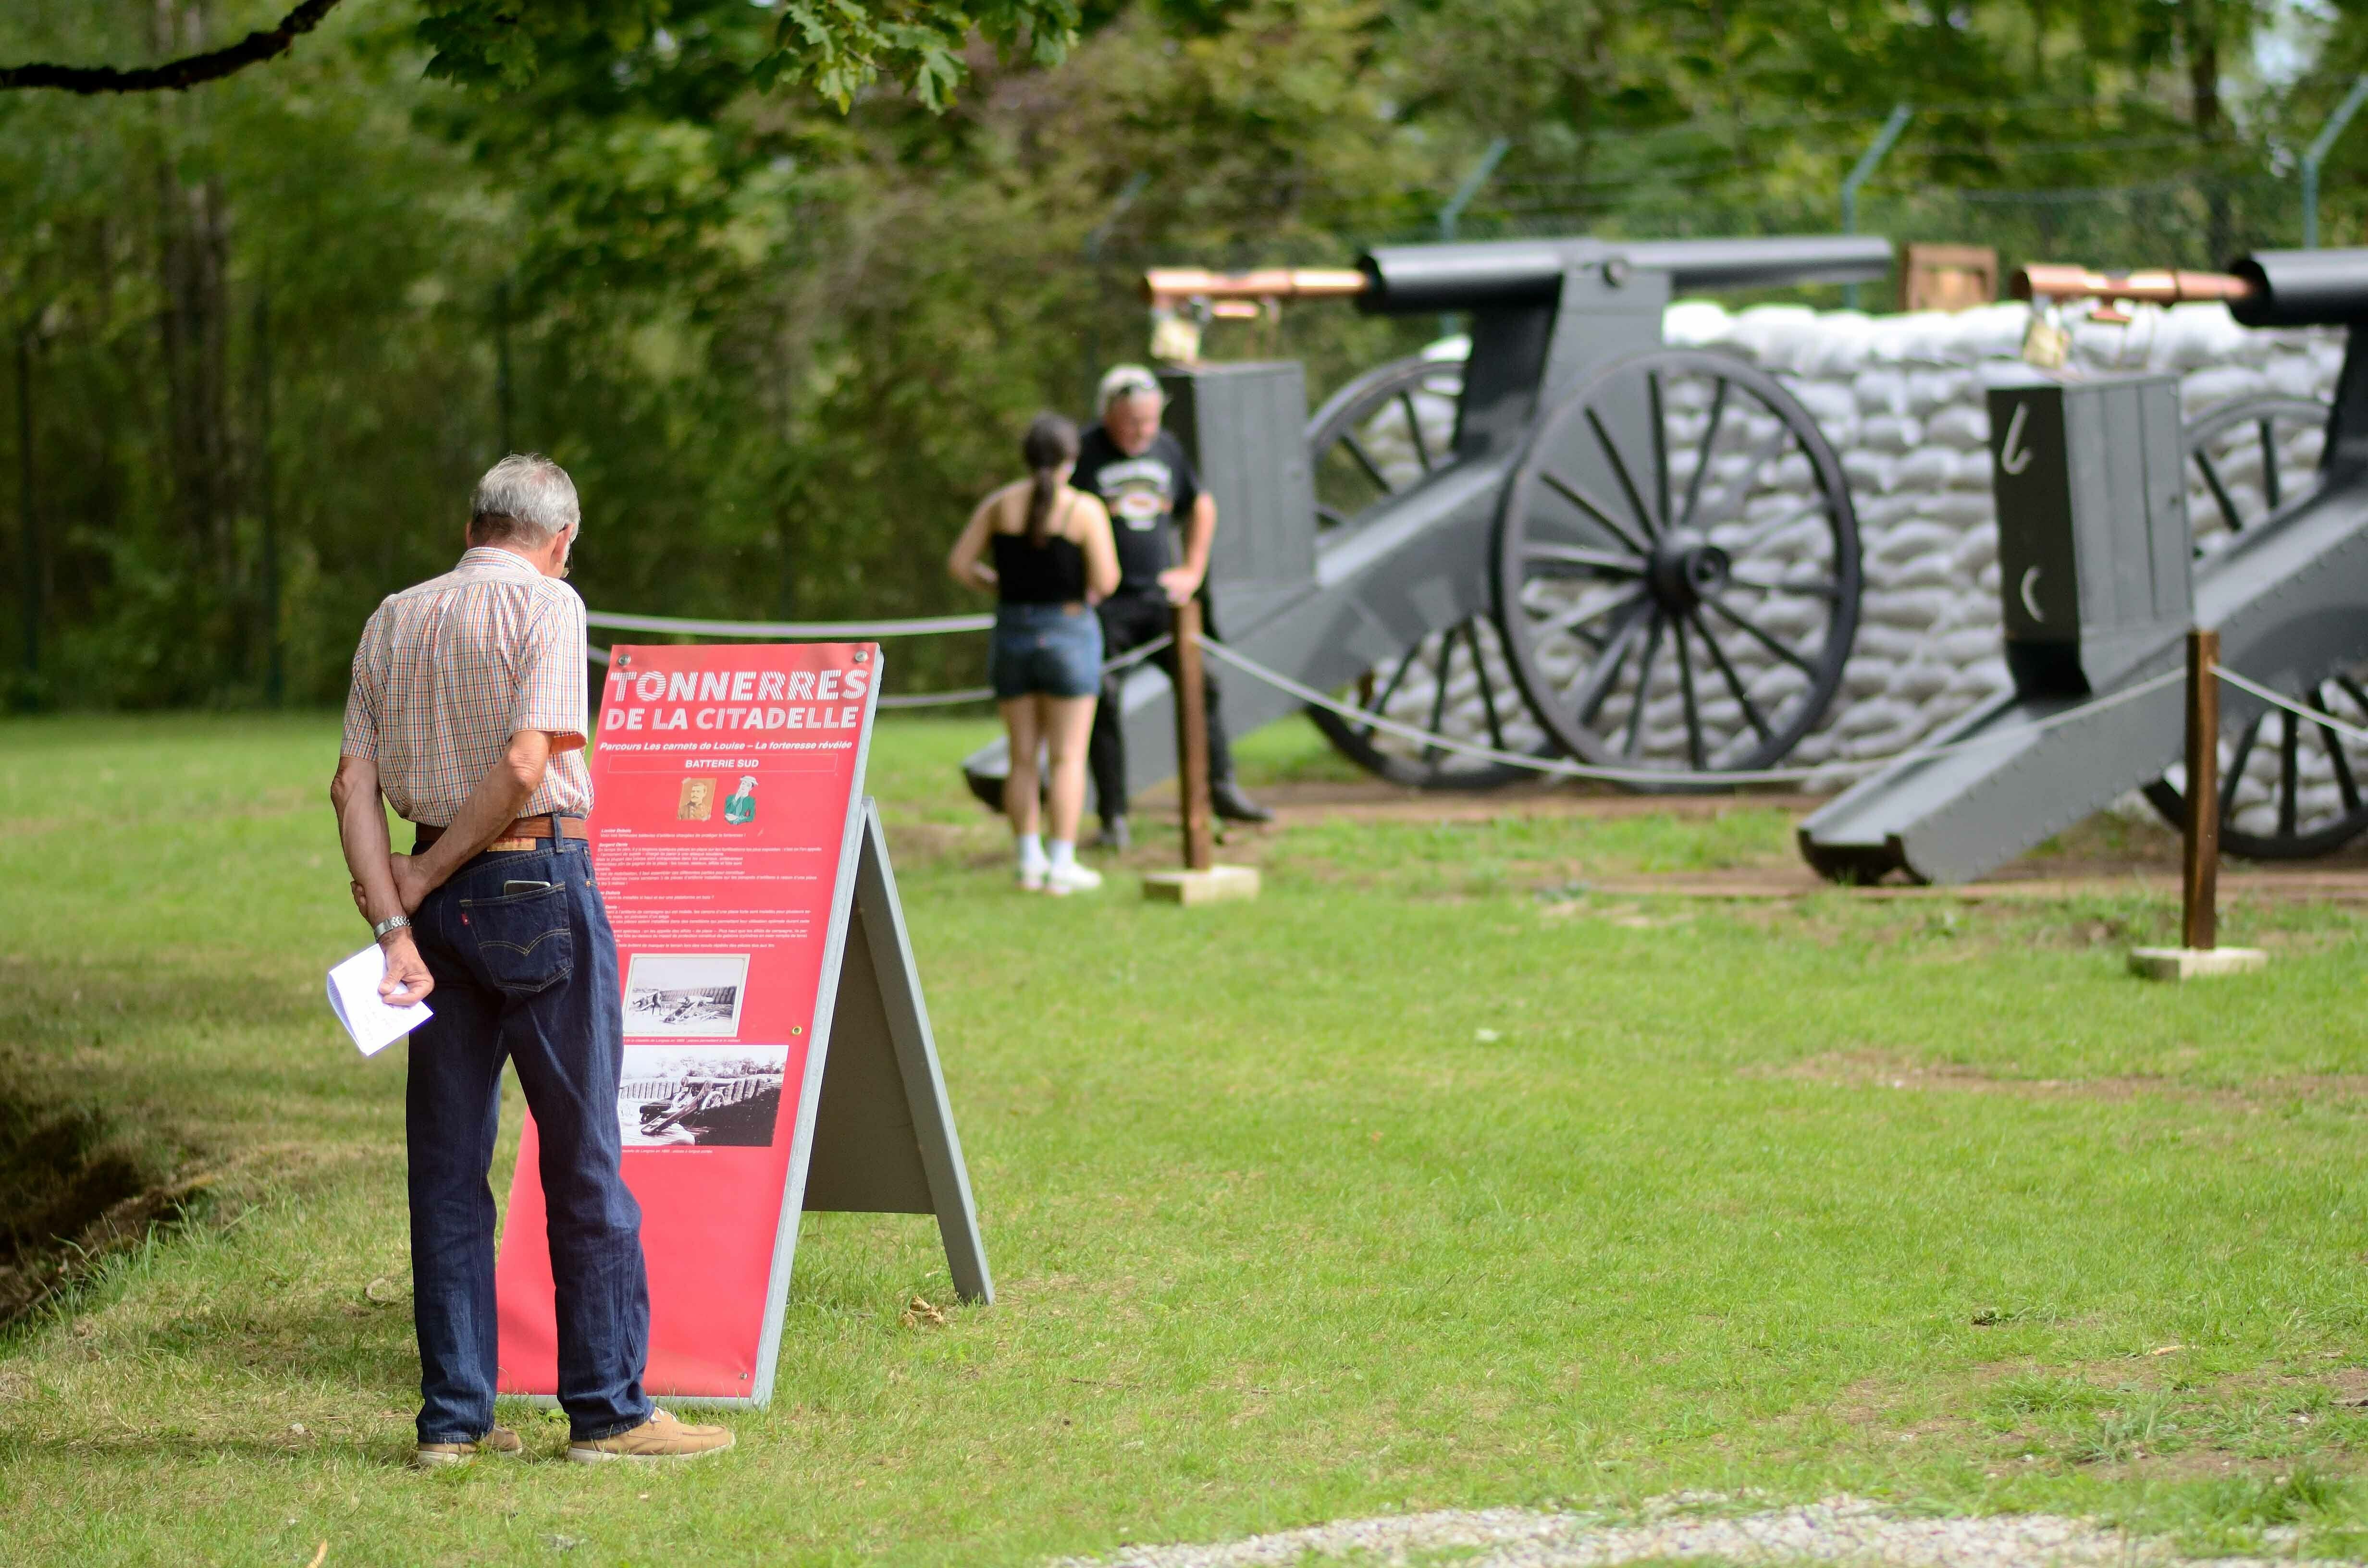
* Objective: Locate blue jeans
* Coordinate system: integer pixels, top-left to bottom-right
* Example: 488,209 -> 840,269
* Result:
990,601 -> 1104,699
404,829 -> 653,1444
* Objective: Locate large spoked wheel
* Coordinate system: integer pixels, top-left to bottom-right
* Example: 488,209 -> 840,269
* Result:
1492,348 -> 1862,787
1303,354 -> 1556,790
2142,394 -> 2368,858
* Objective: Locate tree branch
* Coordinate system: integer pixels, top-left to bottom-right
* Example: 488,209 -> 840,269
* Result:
0,0 -> 345,94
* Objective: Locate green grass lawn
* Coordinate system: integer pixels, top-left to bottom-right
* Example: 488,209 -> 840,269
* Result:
5,712 -> 2368,1565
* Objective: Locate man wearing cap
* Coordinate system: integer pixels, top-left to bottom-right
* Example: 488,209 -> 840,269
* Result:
1076,365 -> 1272,848
331,453 -> 734,1469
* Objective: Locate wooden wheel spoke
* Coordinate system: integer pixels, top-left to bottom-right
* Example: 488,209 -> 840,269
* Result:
1524,542 -> 1647,577
1671,616 -> 1706,770
1648,370 -> 1671,536
1400,391 -> 1434,474
1687,418 -> 1793,530
1621,613 -> 1667,757
2260,418 -> 2282,510
1534,585 -> 1647,642
2317,684 -> 2362,814
1679,377 -> 1729,529
1566,599 -> 1653,726
1316,503 -> 1352,529
1365,644 -> 1422,737
1341,431 -> 1396,496
1423,635 -> 1455,760
1702,592 -> 1815,674
1689,609 -> 1773,744
2279,707 -> 2301,837
2221,717 -> 2263,832
1586,407 -> 1660,540
2195,448 -> 2243,538
1467,621 -> 1509,752
1540,469 -> 1653,559
1725,570 -> 1839,599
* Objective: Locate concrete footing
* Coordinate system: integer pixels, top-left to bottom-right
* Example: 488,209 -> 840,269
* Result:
1141,865 -> 1261,906
2128,945 -> 2269,980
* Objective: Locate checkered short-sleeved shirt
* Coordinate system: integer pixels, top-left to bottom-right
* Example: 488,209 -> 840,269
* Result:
341,547 -> 593,827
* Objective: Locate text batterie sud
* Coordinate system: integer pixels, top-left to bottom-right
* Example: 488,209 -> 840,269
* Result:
601,664 -> 876,735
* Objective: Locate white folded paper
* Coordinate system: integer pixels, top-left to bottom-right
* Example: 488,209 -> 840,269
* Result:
327,943 -> 434,1056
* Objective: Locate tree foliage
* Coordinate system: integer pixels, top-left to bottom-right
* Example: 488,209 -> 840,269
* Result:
0,0 -> 2358,709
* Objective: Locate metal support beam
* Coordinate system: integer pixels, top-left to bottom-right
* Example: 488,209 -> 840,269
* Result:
2304,76 -> 2368,249
1841,104 -> 1912,307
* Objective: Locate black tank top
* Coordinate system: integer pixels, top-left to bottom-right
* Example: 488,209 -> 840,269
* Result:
992,502 -> 1087,604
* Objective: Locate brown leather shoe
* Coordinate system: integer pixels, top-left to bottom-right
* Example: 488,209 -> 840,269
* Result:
413,1424 -> 524,1469
566,1408 -> 734,1464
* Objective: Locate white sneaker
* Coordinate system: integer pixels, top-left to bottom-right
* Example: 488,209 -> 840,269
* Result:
1018,862 -> 1048,892
1042,860 -> 1104,896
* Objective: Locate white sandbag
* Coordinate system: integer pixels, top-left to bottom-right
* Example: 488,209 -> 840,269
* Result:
1852,624 -> 1925,663
1789,379 -> 1858,427
1894,447 -> 1960,491
1842,450 -> 1899,496
1923,404 -> 1990,451
1946,527 -> 1997,577
1906,368 -> 1971,415
1884,551 -> 1959,591
1916,491 -> 1995,528
1663,300 -> 1733,345
1939,625 -> 2000,665
1854,368 -> 1912,416
1870,519 -> 1961,566
2181,364 -> 2267,414
1863,587 -> 1955,629
1886,660 -> 1953,702
1858,413 -> 1923,453
1842,655 -> 1896,699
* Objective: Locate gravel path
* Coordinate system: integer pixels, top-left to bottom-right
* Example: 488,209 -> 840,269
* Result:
1058,1495 -> 2354,1567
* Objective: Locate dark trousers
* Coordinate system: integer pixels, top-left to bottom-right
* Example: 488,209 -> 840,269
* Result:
405,830 -> 653,1444
1088,587 -> 1235,823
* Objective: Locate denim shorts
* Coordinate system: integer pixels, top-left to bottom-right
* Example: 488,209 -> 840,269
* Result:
990,601 -> 1104,699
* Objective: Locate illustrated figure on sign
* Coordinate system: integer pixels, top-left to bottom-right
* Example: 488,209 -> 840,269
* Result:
724,775 -> 758,824
677,777 -> 716,821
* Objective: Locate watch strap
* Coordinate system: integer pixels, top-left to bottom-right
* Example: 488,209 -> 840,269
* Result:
372,914 -> 412,942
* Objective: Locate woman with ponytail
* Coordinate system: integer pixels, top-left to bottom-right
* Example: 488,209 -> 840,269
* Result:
948,412 -> 1121,894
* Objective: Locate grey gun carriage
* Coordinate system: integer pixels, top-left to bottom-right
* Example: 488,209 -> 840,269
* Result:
962,232 -> 1898,810
1800,249 -> 2368,882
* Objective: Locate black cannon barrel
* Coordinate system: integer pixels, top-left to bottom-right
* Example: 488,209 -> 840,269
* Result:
1356,234 -> 1895,315
2229,248 -> 2368,327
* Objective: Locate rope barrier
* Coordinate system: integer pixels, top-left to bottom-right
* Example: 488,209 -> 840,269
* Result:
1198,635 -> 2186,788
587,609 -> 994,639
587,632 -> 1177,710
2211,664 -> 2368,747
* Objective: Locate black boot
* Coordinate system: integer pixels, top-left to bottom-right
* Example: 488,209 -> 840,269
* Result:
1091,816 -> 1132,851
1210,778 -> 1272,823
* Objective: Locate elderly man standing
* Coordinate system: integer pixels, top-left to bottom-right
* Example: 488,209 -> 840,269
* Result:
1077,365 -> 1272,849
332,454 -> 733,1468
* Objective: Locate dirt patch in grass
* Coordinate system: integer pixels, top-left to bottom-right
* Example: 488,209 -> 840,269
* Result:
0,1082 -> 198,1330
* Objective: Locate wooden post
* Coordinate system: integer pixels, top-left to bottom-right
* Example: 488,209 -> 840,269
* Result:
2183,627 -> 2220,952
1172,597 -> 1214,872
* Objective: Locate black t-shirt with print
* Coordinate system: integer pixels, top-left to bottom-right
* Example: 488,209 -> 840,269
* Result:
1073,424 -> 1201,592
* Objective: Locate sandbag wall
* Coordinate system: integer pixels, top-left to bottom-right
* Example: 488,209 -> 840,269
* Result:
1666,300 -> 2342,782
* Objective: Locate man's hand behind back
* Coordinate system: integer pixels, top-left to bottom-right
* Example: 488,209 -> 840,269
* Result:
379,930 -> 434,1006
1156,565 -> 1201,607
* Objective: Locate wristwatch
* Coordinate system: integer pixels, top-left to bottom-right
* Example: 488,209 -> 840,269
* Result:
372,914 -> 412,942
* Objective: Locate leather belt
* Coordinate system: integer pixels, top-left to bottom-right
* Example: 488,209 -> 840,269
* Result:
412,815 -> 588,854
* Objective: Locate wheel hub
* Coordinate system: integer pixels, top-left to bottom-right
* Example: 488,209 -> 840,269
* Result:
1647,532 -> 1730,611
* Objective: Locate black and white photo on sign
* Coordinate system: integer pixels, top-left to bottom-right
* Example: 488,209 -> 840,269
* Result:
622,953 -> 750,1038
617,1042 -> 790,1149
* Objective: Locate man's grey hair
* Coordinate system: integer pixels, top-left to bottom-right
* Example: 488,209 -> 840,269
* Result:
1098,364 -> 1163,412
470,453 -> 580,547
